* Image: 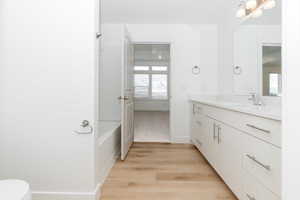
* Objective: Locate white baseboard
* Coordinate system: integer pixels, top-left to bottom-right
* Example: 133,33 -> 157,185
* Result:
171,136 -> 191,144
32,186 -> 100,200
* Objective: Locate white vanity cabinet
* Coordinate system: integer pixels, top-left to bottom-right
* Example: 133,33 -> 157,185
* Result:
190,103 -> 208,153
190,101 -> 281,200
216,121 -> 244,198
202,116 -> 244,199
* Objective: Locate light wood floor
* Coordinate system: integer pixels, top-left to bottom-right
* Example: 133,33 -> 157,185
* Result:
101,143 -> 237,200
134,111 -> 170,142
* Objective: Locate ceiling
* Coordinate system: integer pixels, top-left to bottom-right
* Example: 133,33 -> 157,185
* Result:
102,0 -> 231,24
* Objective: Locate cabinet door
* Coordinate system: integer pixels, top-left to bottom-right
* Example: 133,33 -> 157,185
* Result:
205,117 -> 219,169
190,104 -> 200,143
217,123 -> 243,199
196,115 -> 210,154
190,103 -> 207,152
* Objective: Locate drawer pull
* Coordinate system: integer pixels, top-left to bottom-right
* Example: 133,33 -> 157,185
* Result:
213,123 -> 217,140
217,126 -> 221,144
193,104 -> 196,114
246,124 -> 271,134
246,154 -> 271,171
246,194 -> 256,200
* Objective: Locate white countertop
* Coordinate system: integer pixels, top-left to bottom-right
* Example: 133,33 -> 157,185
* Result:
189,94 -> 281,121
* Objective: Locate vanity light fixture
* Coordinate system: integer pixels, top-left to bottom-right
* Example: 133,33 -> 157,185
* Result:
263,0 -> 276,9
252,8 -> 263,18
246,0 -> 257,9
236,2 -> 246,18
236,0 -> 276,19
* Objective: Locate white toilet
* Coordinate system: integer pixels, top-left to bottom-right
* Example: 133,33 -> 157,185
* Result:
0,180 -> 31,200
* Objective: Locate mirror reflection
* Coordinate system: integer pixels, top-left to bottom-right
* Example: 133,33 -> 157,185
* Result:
233,0 -> 281,97
262,45 -> 282,96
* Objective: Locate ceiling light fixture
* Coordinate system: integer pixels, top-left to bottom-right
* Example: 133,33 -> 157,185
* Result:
236,0 -> 276,19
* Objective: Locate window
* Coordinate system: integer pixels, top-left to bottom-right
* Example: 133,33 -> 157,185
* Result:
134,66 -> 150,71
269,73 -> 282,96
134,74 -> 149,98
152,66 -> 168,71
134,66 -> 169,99
152,74 -> 168,99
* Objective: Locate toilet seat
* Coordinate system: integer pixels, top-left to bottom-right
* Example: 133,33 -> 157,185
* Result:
0,180 -> 31,200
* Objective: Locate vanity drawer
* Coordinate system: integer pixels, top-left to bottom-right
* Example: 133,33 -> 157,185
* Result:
242,133 -> 281,196
242,114 -> 281,148
243,171 -> 280,200
204,105 -> 281,147
192,102 -> 206,117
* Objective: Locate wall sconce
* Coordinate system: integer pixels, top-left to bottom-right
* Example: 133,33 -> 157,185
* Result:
236,0 -> 276,19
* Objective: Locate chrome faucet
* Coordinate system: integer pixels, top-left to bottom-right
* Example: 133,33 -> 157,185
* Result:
248,93 -> 263,106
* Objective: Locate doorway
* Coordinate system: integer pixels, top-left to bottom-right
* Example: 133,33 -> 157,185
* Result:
133,43 -> 171,142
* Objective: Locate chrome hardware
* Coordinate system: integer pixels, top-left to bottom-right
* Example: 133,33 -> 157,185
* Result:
217,126 -> 221,144
118,96 -> 129,100
246,194 -> 256,200
213,123 -> 218,140
246,154 -> 271,171
193,104 -> 196,114
233,66 -> 242,75
74,120 -> 93,134
81,120 -> 90,128
248,93 -> 263,106
192,66 -> 200,75
246,124 -> 271,134
96,32 -> 102,39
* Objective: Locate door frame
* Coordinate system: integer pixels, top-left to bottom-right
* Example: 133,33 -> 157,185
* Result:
132,42 -> 173,142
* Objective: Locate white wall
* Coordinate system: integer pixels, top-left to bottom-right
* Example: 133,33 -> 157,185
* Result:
217,2 -> 238,95
282,1 -> 300,199
0,0 -> 98,199
126,24 -> 219,142
233,25 -> 281,95
99,24 -> 124,121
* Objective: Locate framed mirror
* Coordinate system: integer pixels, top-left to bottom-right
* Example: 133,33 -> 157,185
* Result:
232,0 -> 281,97
261,44 -> 282,97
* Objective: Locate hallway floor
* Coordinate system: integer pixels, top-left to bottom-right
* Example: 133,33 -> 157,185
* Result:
100,143 -> 237,200
134,111 -> 170,142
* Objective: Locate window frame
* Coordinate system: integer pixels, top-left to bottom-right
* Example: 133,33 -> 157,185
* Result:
134,65 -> 169,100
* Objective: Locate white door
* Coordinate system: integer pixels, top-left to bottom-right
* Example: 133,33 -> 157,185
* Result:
120,32 -> 134,160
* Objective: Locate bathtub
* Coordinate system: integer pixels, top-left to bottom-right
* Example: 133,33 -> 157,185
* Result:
95,121 -> 121,186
